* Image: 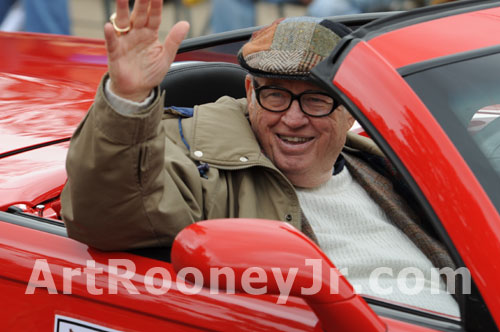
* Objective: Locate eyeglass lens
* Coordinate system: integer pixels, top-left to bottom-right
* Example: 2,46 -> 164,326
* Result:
255,84 -> 336,117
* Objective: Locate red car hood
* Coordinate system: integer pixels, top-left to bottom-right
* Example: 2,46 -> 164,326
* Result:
0,32 -> 107,210
0,32 -> 107,156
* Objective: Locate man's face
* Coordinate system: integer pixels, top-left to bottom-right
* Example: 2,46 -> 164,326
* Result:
245,76 -> 355,188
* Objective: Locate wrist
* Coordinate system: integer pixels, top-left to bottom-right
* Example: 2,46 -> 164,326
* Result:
105,78 -> 156,116
109,80 -> 151,103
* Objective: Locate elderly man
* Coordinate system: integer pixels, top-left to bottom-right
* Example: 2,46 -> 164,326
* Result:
61,0 -> 459,316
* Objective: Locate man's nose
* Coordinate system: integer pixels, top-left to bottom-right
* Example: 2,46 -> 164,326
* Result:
281,100 -> 308,128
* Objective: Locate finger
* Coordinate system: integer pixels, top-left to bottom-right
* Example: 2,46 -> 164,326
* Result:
131,0 -> 150,28
115,0 -> 130,29
104,22 -> 119,55
147,0 -> 163,30
163,21 -> 190,62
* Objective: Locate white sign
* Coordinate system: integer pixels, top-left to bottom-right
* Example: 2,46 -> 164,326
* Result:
54,315 -> 124,332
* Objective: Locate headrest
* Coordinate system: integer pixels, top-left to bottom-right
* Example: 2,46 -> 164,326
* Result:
160,62 -> 248,107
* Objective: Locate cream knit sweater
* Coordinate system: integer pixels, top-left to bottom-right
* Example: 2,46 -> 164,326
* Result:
296,168 -> 459,317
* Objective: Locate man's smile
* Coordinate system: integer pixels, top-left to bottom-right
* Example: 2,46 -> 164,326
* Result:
277,134 -> 314,145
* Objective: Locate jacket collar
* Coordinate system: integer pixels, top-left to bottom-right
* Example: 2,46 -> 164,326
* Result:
189,97 -> 272,168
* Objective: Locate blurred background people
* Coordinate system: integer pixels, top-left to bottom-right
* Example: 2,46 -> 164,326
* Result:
0,0 -> 71,34
211,0 -> 310,33
308,0 -> 396,17
429,0 -> 456,3
307,0 -> 456,17
0,0 -> 456,37
210,0 -> 429,33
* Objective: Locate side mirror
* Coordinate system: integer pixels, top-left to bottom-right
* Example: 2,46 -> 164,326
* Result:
171,218 -> 385,332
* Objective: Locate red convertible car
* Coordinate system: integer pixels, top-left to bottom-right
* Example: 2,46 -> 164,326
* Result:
1,0 -> 500,331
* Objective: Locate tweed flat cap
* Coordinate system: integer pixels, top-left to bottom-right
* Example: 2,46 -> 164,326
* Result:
238,17 -> 352,80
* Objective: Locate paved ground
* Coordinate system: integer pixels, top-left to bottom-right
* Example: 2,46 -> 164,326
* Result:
70,0 -> 307,39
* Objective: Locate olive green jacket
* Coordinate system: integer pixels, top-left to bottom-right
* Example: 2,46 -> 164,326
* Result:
61,78 -> 453,275
63,81 -> 308,250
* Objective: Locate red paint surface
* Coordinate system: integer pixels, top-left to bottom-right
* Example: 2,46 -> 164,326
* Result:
0,221 -> 321,331
0,32 -> 107,155
0,219 -> 442,331
334,40 -> 500,327
368,7 -> 500,68
0,32 -> 237,213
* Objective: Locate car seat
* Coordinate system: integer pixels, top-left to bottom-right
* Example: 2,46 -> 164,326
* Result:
160,61 -> 248,108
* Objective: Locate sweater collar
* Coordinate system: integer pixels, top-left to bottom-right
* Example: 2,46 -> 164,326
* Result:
333,154 -> 346,176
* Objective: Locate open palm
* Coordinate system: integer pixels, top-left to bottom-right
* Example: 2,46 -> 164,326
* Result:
104,0 -> 189,102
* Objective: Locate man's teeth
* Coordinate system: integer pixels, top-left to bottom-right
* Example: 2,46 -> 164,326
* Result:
279,135 -> 311,143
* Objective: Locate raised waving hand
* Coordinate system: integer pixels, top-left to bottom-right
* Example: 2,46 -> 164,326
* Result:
104,0 -> 190,102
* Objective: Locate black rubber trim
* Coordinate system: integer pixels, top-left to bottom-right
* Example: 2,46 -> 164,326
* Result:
178,28 -> 255,54
352,0 -> 500,41
398,45 -> 500,77
366,297 -> 463,331
127,247 -> 172,262
177,12 -> 396,54
309,36 -> 361,103
0,137 -> 70,159
0,210 -> 67,237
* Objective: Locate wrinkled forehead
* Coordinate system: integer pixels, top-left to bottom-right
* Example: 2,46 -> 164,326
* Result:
253,76 -> 327,93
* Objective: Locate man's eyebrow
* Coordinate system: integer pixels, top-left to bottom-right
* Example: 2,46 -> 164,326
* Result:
264,79 -> 285,86
252,77 -> 282,86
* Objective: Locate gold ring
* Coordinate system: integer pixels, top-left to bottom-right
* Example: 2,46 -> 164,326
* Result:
110,12 -> 131,34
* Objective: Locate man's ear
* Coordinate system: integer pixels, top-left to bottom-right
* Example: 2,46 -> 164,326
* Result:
340,106 -> 356,129
245,75 -> 253,102
347,113 -> 356,129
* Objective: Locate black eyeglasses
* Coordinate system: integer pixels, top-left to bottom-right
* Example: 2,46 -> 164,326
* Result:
252,80 -> 339,117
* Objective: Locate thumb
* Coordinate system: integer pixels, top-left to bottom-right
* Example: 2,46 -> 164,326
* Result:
164,21 -> 190,57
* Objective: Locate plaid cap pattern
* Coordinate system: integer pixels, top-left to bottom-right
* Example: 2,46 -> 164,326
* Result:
238,17 -> 351,80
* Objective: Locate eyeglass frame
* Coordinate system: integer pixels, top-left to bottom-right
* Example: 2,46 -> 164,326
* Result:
252,79 -> 339,118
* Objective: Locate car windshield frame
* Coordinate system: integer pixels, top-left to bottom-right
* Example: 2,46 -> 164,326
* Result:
402,46 -> 500,215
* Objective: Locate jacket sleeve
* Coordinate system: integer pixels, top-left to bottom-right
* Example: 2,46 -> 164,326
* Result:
61,76 -> 204,250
